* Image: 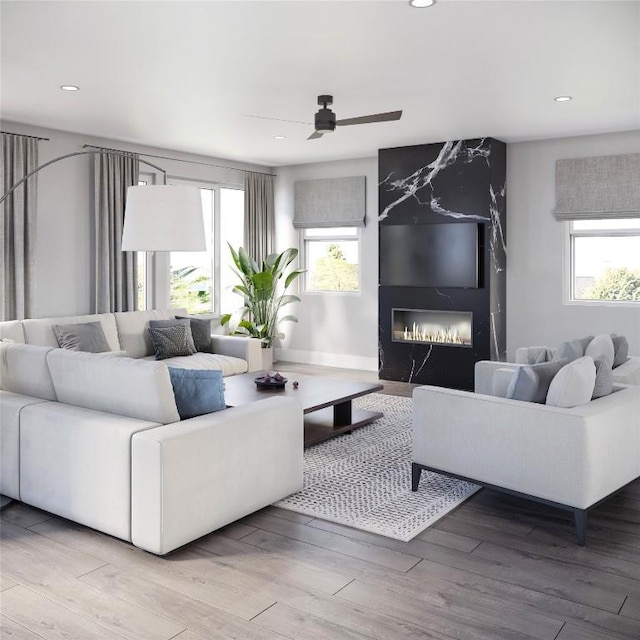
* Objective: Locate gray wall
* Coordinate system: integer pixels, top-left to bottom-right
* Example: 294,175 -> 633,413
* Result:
1,121 -> 267,318
274,157 -> 379,370
507,130 -> 640,358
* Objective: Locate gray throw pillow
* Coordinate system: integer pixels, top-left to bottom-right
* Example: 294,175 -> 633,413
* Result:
149,319 -> 196,354
592,356 -> 613,399
53,322 -> 111,353
553,336 -> 594,363
175,315 -> 213,352
610,334 -> 630,368
506,359 -> 569,403
148,325 -> 195,360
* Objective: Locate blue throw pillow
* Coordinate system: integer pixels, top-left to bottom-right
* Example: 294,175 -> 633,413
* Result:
168,368 -> 226,419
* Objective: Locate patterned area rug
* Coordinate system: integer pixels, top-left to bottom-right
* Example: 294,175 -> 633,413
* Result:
275,393 -> 480,542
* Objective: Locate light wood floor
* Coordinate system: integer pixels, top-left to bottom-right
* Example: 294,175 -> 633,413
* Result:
2,363 -> 640,639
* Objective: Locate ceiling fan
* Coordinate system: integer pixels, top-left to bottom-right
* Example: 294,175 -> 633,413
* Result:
308,95 -> 402,140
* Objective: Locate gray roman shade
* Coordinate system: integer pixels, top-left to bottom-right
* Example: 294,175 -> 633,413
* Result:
554,153 -> 640,221
293,176 -> 366,228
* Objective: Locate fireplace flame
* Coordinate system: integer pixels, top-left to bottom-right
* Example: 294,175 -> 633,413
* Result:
402,322 -> 466,345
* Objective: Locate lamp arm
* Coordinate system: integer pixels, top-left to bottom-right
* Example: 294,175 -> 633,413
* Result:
0,149 -> 167,205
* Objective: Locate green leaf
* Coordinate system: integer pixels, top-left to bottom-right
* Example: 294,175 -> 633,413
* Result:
278,294 -> 301,306
285,269 -> 305,288
219,313 -> 232,326
279,315 -> 298,323
238,246 -> 254,276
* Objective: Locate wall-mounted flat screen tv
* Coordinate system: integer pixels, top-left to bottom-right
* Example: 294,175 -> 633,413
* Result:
379,222 -> 481,288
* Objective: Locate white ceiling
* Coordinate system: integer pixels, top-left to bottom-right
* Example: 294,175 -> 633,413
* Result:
1,0 -> 639,167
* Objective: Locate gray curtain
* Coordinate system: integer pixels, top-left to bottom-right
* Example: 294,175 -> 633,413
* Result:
94,152 -> 139,313
1,133 -> 39,320
244,171 -> 275,266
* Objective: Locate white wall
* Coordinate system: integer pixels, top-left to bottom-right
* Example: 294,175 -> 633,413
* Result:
1,121 -> 268,318
6,119 -> 639,362
507,131 -> 640,357
274,157 -> 379,370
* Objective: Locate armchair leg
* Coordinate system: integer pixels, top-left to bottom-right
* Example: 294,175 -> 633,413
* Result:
574,508 -> 587,546
411,463 -> 422,491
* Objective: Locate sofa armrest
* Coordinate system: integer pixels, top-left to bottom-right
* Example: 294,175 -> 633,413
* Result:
210,335 -> 263,372
613,356 -> 640,385
131,396 -> 303,554
412,384 -> 640,510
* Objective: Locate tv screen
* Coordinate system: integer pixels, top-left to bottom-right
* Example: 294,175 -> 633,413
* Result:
379,222 -> 480,288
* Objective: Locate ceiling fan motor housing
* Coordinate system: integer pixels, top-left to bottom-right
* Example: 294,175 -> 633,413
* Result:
315,107 -> 336,132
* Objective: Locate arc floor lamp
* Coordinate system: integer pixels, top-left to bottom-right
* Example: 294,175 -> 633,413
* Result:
0,147 -> 206,252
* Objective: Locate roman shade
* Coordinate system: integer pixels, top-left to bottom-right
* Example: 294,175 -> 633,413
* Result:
554,153 -> 640,221
293,176 -> 366,228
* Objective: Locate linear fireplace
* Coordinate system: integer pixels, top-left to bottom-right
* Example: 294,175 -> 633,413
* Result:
392,309 -> 472,347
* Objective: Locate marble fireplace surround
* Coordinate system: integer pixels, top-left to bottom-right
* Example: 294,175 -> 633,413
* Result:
378,137 -> 507,390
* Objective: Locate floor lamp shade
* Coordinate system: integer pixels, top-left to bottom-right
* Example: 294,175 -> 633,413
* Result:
122,185 -> 206,251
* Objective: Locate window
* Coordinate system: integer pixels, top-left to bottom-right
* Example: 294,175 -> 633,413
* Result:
169,188 -> 215,314
302,227 -> 360,293
168,182 -> 244,315
134,177 -> 243,314
568,219 -> 640,302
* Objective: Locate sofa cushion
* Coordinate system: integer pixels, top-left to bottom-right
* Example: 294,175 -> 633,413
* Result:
0,342 -> 56,400
22,314 -> 120,351
148,325 -> 196,360
585,334 -> 615,367
46,349 -> 179,424
168,368 -> 226,419
150,318 -> 196,353
611,334 -> 630,368
515,346 -> 553,365
592,356 -> 614,399
144,351 -> 248,376
546,356 -> 596,408
53,321 -> 111,353
175,315 -> 213,352
0,320 -> 26,343
506,359 -> 568,403
553,336 -> 594,363
113,309 -> 186,358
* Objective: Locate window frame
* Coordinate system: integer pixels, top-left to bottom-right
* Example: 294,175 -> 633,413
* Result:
300,226 -> 361,295
563,219 -> 640,307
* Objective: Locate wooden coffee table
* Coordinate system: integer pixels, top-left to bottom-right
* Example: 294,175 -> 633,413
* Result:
223,371 -> 383,447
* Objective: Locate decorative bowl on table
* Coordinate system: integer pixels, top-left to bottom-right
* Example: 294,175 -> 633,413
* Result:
254,373 -> 287,389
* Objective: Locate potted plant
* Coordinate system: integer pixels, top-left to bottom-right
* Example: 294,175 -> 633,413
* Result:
220,245 -> 304,368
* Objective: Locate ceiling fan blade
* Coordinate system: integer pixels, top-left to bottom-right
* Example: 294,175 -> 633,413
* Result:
336,110 -> 403,127
241,114 -> 312,125
307,130 -> 324,140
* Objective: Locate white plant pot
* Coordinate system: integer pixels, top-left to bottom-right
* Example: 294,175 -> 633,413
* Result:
260,346 -> 274,371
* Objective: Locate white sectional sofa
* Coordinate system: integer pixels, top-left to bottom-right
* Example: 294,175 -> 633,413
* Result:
412,361 -> 640,544
0,308 -> 264,375
0,314 -> 304,555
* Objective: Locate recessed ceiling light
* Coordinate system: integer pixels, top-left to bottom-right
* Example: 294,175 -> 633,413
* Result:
554,96 -> 572,102
410,0 -> 435,7
60,85 -> 79,91
274,135 -> 286,140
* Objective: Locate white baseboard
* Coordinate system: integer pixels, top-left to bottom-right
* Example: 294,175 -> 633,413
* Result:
275,348 -> 378,372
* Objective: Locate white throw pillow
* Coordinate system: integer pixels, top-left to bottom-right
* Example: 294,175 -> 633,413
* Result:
585,334 -> 615,367
546,356 -> 596,408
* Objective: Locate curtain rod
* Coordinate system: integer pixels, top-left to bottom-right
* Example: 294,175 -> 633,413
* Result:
1,131 -> 50,141
82,144 -> 275,177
